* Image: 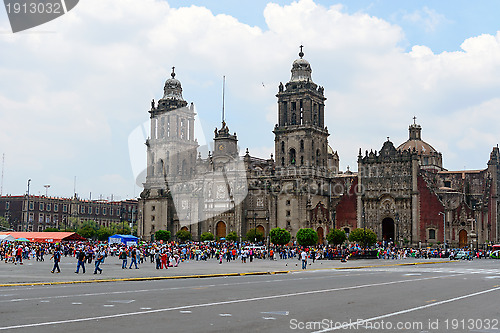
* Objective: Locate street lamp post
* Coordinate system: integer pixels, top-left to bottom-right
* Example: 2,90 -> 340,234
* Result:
121,207 -> 125,234
25,179 -> 31,232
439,212 -> 446,249
253,212 -> 257,243
395,212 -> 400,247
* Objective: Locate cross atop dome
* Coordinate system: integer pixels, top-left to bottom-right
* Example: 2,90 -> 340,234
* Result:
171,66 -> 176,78
299,45 -> 304,58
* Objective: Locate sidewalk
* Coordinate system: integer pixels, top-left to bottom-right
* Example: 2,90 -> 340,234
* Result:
0,256 -> 451,286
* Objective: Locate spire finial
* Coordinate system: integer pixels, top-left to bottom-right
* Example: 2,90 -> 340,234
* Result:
413,116 -> 417,125
171,66 -> 175,78
299,45 -> 304,58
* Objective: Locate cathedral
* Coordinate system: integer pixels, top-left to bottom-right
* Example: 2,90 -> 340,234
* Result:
138,48 -> 500,249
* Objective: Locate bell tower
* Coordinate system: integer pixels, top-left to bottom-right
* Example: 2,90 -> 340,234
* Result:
145,67 -> 198,187
273,46 -> 329,169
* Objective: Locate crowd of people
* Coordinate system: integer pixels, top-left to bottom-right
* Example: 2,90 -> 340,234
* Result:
0,239 -> 496,274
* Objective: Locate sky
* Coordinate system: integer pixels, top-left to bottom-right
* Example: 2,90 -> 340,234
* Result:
1,0 -> 500,200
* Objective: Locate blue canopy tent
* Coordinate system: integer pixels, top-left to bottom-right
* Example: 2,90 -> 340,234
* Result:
108,234 -> 138,246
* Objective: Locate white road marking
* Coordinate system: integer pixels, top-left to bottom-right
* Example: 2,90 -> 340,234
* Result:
262,317 -> 276,320
404,273 -> 421,276
71,302 -> 81,305
140,307 -> 151,310
219,313 -> 232,317
40,301 -> 49,303
260,311 -> 289,316
110,300 -> 135,304
103,305 -> 114,307
1,272 -> 380,304
0,274 -> 461,330
312,285 -> 500,332
179,311 -> 191,313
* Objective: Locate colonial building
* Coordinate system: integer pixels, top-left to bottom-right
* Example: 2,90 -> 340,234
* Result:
0,195 -> 138,232
138,48 -> 500,248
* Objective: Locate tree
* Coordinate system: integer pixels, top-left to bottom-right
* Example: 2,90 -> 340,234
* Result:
0,216 -> 11,231
96,227 -> 112,241
296,228 -> 319,247
155,230 -> 171,242
226,231 -> 238,242
326,229 -> 346,246
176,229 -> 192,242
77,225 -> 96,239
246,228 -> 264,243
348,228 -> 377,247
269,227 -> 291,246
200,232 -> 214,242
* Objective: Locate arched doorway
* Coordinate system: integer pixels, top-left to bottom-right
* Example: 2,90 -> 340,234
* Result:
181,226 -> 188,231
256,225 -> 265,235
382,218 -> 395,241
216,221 -> 226,239
459,230 -> 468,248
317,227 -> 324,245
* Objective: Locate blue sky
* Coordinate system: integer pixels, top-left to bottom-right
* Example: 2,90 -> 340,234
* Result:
1,0 -> 500,200
168,0 -> 500,53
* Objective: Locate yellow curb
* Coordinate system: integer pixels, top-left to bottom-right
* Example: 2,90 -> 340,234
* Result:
0,260 -> 452,287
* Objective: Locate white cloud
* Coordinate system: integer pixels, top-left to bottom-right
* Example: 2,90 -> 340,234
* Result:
401,6 -> 449,33
0,0 -> 499,197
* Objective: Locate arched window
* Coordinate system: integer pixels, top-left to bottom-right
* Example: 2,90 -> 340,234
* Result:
289,148 -> 296,165
300,140 -> 304,152
281,141 -> 285,154
300,156 -> 304,165
281,157 -> 285,166
316,149 -> 321,165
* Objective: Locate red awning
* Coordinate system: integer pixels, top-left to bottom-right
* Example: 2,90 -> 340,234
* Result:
0,232 -> 86,243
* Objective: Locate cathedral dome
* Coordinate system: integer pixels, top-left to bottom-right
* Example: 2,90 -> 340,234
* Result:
397,120 -> 443,170
162,67 -> 184,101
290,46 -> 313,82
397,123 -> 438,155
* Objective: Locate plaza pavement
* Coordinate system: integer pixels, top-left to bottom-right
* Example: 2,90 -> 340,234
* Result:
0,255 -> 451,286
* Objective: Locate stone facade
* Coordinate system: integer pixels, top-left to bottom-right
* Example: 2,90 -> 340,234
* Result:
138,49 -> 500,248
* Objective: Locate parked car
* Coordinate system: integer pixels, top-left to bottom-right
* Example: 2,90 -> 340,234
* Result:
450,250 -> 470,260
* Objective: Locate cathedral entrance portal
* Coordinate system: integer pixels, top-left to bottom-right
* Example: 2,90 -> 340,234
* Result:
317,227 -> 324,244
256,225 -> 265,236
382,218 -> 395,242
216,221 -> 226,239
459,230 -> 468,248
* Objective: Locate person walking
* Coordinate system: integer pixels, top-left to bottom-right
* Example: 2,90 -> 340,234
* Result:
50,247 -> 62,273
14,245 -> 23,265
94,249 -> 105,274
75,248 -> 86,274
119,248 -> 128,269
301,249 -> 308,270
129,247 -> 138,269
155,250 -> 161,269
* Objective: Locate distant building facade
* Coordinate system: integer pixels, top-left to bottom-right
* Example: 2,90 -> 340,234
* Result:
139,48 -> 500,248
0,195 -> 138,232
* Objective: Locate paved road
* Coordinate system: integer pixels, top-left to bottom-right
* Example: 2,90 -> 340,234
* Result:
1,259 -> 500,332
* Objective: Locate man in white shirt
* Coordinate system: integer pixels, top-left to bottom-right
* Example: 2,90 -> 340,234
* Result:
301,249 -> 307,269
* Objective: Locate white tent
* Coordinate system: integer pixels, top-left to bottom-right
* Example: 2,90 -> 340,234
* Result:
0,234 -> 15,242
